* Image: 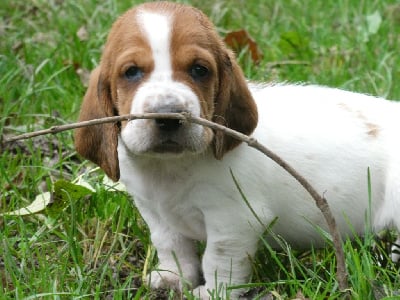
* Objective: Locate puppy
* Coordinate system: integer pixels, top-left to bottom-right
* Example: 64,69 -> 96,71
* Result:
75,1 -> 400,298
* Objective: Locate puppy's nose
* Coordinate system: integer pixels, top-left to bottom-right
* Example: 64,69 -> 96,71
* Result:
155,118 -> 183,131
154,105 -> 186,132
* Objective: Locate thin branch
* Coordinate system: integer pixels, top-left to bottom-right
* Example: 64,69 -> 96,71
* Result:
2,112 -> 348,291
3,113 -> 185,143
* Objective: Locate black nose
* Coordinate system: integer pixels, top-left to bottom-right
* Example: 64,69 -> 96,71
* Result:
154,105 -> 186,131
155,118 -> 183,131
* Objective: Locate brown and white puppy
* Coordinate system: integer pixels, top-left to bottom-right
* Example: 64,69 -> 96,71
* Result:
75,2 -> 400,299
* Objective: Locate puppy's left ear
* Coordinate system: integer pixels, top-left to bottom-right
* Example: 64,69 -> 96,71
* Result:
74,67 -> 120,181
212,49 -> 258,159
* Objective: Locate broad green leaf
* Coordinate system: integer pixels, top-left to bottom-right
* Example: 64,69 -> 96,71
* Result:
46,179 -> 93,217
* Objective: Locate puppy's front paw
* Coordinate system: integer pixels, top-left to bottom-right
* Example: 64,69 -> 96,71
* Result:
147,267 -> 200,291
147,270 -> 181,290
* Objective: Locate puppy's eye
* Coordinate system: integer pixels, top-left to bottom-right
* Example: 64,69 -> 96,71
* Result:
124,66 -> 143,82
190,64 -> 209,81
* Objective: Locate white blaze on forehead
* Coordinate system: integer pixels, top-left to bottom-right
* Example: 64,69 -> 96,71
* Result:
137,10 -> 173,80
129,9 -> 201,119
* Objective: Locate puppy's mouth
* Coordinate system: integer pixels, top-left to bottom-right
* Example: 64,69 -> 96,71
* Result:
151,139 -> 185,153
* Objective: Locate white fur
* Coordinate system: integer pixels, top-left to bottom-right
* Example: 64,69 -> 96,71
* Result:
119,82 -> 400,298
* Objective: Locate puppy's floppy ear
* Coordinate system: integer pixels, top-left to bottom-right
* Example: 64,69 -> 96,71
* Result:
212,49 -> 258,159
74,67 -> 120,181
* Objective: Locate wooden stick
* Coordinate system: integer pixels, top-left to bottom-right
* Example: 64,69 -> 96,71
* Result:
3,113 -> 185,143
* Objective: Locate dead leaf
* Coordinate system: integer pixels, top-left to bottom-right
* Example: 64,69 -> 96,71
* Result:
0,192 -> 51,216
12,41 -> 23,53
224,29 -> 263,64
76,26 -> 89,41
292,290 -> 310,300
385,4 -> 400,24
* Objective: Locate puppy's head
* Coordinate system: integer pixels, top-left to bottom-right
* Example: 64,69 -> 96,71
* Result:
75,2 -> 258,181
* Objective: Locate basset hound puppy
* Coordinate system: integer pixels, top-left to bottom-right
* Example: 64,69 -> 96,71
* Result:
75,1 -> 400,298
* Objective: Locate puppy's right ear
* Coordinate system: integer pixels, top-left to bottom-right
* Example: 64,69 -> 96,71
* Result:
74,67 -> 120,181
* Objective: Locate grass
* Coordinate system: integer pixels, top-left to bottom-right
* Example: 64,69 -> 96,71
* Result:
1,0 -> 400,299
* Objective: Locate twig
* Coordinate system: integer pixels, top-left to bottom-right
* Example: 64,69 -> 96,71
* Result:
3,113 -> 185,143
2,112 -> 348,291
